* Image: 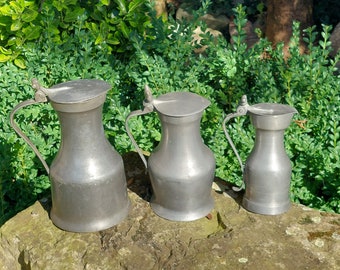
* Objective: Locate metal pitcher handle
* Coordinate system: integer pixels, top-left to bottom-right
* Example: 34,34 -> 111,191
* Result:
10,79 -> 50,174
125,85 -> 155,169
222,95 -> 249,191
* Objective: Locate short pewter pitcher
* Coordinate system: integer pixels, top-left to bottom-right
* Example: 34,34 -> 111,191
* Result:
10,79 -> 130,232
223,95 -> 297,215
125,86 -> 215,221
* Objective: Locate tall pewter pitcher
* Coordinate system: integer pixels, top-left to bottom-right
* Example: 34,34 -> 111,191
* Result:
10,79 -> 130,232
125,86 -> 215,221
223,95 -> 297,215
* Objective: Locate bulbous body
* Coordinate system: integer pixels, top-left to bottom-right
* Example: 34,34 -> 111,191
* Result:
148,112 -> 215,221
126,90 -> 215,221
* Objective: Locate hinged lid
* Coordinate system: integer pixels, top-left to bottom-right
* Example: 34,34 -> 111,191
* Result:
47,79 -> 111,104
248,103 -> 297,116
248,103 -> 298,130
153,92 -> 210,117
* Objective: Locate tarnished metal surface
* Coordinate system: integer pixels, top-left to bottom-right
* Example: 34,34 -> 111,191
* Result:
10,79 -> 130,232
223,95 -> 297,215
126,86 -> 215,221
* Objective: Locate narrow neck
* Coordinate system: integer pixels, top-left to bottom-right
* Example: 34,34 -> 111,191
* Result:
254,128 -> 286,153
57,105 -> 105,149
157,112 -> 204,151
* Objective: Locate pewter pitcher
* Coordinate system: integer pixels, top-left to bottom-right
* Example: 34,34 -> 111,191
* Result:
125,86 -> 215,221
10,79 -> 130,232
223,95 -> 297,215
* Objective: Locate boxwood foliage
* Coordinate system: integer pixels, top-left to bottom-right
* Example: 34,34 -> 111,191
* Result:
0,2 -> 339,225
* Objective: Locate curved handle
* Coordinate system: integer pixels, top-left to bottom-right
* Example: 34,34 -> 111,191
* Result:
125,85 -> 155,169
9,79 -> 50,174
222,95 -> 249,191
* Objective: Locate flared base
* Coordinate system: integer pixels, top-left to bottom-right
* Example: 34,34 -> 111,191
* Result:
242,197 -> 290,215
50,200 -> 130,233
150,197 -> 214,222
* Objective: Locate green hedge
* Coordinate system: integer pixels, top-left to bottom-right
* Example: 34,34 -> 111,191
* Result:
0,2 -> 339,225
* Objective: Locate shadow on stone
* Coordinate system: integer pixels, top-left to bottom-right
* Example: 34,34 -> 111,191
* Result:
123,151 -> 153,202
38,196 -> 51,213
213,177 -> 244,206
18,250 -> 31,270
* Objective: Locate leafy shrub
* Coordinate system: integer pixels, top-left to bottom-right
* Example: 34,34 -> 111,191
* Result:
0,2 -> 339,226
121,4 -> 340,213
204,7 -> 340,212
0,25 -> 130,224
0,0 -> 152,67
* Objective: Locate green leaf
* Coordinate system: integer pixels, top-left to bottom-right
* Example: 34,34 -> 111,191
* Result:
6,36 -> 18,46
114,0 -> 127,15
321,31 -> 327,40
100,0 -> 110,5
0,53 -> 11,62
9,1 -> 24,14
14,57 -> 26,68
108,32 -> 121,45
95,34 -> 104,45
119,20 -> 130,38
107,36 -> 120,45
0,45 -> 11,54
64,7 -> 85,22
22,8 -> 38,22
128,0 -> 145,13
52,1 -> 64,12
46,25 -> 60,36
10,20 -> 22,31
22,25 -> 42,40
0,16 -> 11,27
0,5 -> 13,16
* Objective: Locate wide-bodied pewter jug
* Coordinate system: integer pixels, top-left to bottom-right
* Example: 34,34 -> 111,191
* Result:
125,86 -> 215,221
10,79 -> 130,232
223,95 -> 297,215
